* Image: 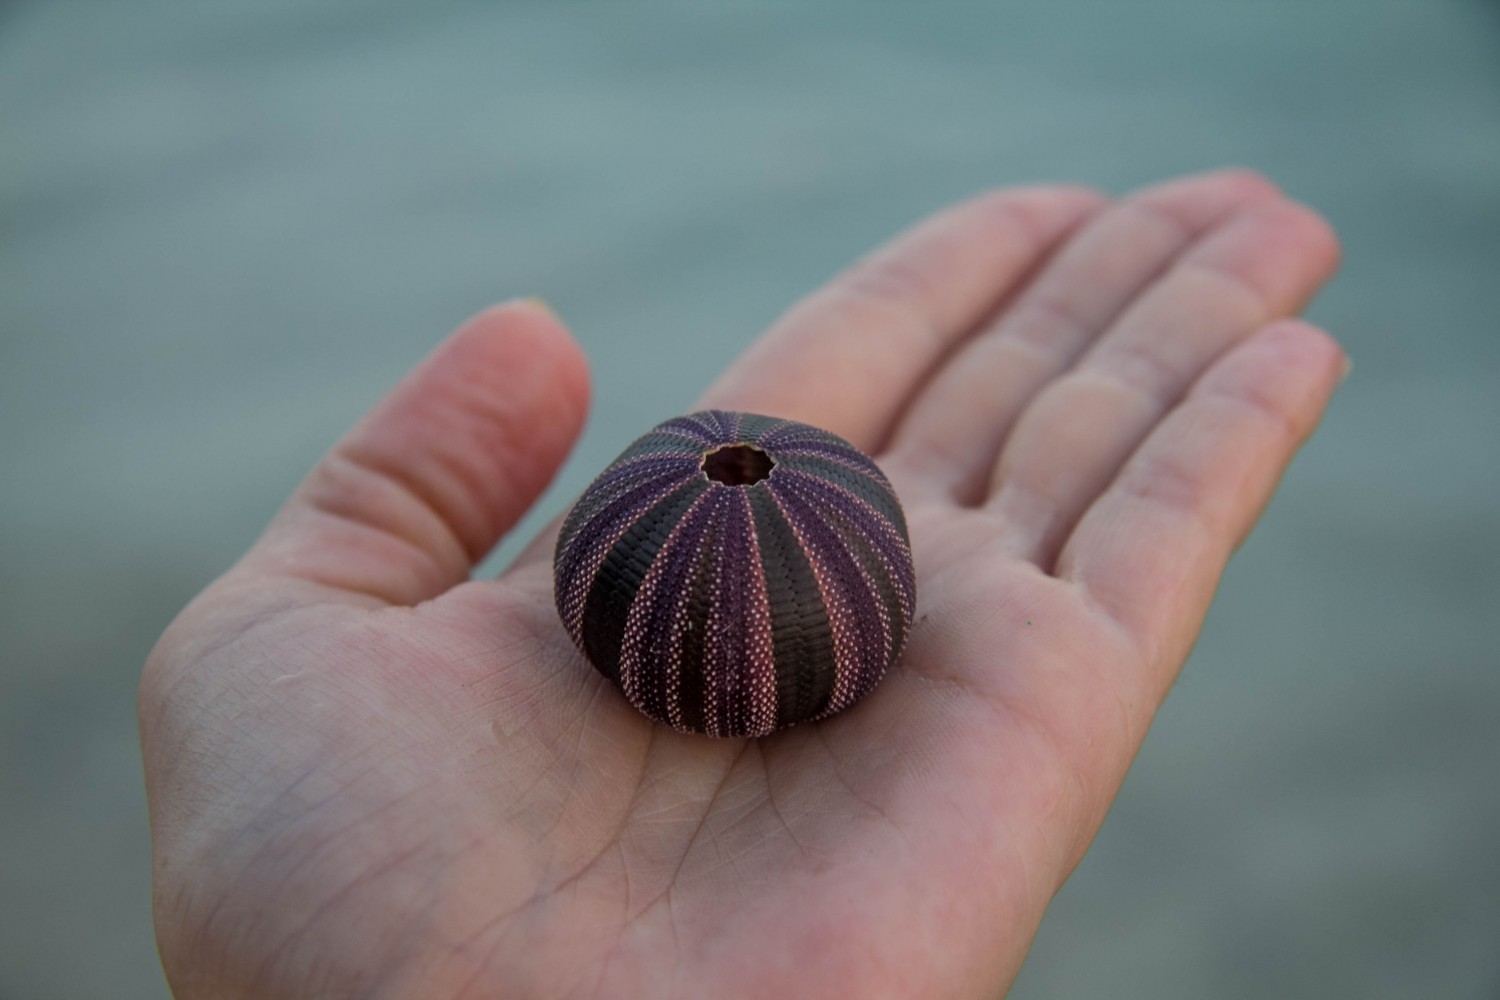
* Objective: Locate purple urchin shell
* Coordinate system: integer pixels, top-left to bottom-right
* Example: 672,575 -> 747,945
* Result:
553,410 -> 915,738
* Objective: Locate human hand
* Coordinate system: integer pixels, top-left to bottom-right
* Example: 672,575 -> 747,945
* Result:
140,168 -> 1344,999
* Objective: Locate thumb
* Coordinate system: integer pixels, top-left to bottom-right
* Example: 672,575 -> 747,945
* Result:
241,300 -> 590,606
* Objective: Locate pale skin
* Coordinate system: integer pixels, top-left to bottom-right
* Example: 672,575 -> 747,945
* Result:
140,168 -> 1346,999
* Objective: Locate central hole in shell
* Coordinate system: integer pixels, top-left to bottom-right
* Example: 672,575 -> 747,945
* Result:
702,444 -> 775,486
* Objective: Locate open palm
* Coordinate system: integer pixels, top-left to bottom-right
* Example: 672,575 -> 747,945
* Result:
140,169 -> 1344,999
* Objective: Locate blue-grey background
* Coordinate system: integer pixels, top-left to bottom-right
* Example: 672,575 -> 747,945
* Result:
3,2 -> 1498,997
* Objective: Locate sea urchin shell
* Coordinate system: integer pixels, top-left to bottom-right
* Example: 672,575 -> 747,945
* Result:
553,410 -> 915,738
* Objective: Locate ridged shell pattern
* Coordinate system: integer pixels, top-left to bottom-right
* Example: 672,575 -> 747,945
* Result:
554,410 -> 916,738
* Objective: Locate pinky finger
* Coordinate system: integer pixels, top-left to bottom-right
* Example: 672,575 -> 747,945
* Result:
1056,319 -> 1347,678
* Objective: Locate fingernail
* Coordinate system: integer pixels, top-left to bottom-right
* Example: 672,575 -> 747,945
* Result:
523,297 -> 561,321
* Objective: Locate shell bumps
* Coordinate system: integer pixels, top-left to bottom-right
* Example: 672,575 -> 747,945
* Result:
553,410 -> 916,738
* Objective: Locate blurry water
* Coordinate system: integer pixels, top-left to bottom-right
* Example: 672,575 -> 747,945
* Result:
3,2 -> 1498,997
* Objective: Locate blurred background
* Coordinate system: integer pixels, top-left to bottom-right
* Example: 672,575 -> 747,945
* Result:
3,1 -> 1498,996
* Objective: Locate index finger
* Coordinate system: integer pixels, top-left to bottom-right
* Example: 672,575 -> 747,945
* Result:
698,185 -> 1106,451
503,186 -> 1103,577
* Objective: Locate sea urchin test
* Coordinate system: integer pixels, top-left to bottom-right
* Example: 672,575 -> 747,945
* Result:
553,411 -> 916,738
